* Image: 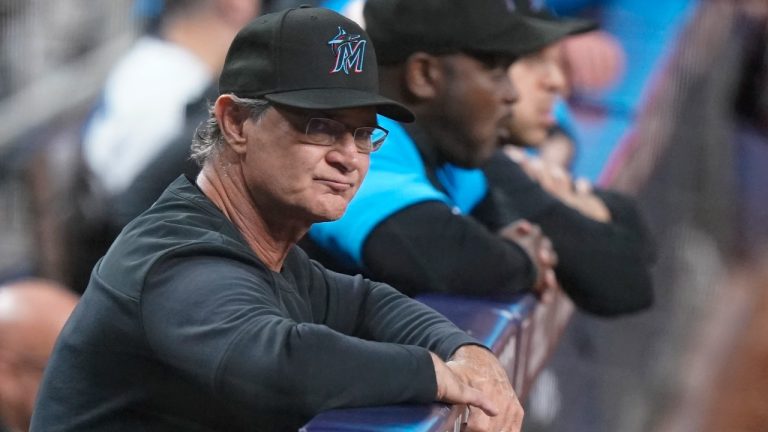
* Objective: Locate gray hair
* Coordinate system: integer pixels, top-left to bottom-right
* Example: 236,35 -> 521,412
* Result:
190,95 -> 271,166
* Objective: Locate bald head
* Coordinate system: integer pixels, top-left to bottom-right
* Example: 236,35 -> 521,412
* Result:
0,279 -> 78,432
0,279 -> 78,351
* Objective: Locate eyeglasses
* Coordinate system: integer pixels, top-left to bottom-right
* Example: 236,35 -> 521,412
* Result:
304,117 -> 389,154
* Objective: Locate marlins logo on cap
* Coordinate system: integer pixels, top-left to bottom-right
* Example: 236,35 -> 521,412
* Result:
328,27 -> 367,75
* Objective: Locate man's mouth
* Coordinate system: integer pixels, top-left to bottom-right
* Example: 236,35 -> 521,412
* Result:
315,178 -> 354,192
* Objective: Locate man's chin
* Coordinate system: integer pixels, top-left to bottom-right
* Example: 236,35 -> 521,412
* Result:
310,207 -> 349,224
498,132 -> 536,149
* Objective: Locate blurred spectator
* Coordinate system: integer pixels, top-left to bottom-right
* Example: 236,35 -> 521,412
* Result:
0,0 -> 134,98
535,1 -> 768,431
0,1 -> 137,288
490,7 -> 654,428
505,39 -> 574,150
484,0 -> 655,316
19,0 -> 262,292
697,254 -> 768,432
0,278 -> 78,432
82,0 -> 260,221
656,252 -> 768,432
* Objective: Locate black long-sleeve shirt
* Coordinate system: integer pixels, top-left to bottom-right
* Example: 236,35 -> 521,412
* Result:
480,150 -> 655,315
31,176 -> 477,432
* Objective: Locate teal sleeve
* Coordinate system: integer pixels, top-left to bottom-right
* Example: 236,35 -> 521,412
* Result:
309,118 -> 451,267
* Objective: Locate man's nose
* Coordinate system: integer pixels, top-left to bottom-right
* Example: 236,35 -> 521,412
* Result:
500,74 -> 519,105
326,134 -> 360,173
544,62 -> 568,94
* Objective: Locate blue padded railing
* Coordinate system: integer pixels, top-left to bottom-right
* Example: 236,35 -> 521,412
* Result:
301,290 -> 574,431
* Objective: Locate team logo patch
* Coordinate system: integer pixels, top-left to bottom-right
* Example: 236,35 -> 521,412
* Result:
327,26 -> 366,75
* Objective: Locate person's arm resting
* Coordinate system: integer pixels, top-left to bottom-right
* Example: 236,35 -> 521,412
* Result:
141,255 -> 479,417
483,151 -> 655,315
362,201 -> 536,299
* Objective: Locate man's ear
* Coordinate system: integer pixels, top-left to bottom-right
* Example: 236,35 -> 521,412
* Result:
403,52 -> 443,100
214,95 -> 249,155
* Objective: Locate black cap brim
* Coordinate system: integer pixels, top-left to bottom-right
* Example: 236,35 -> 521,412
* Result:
264,88 -> 415,123
525,15 -> 598,49
472,15 -> 597,59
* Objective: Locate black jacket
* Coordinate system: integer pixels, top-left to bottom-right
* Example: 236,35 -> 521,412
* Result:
31,176 -> 477,431
481,150 -> 655,315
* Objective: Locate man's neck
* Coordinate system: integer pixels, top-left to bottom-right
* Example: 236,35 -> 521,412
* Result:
403,121 -> 449,169
196,162 -> 307,272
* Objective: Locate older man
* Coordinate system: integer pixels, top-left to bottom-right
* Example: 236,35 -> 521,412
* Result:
0,279 -> 77,432
32,7 -> 523,432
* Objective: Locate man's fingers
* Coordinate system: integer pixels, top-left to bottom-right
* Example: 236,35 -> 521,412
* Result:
503,400 -> 525,432
446,346 -> 525,432
509,219 -> 533,237
465,393 -> 524,432
539,286 -> 555,304
574,177 -> 592,194
544,269 -> 559,293
465,411 -> 492,432
492,396 -> 523,432
504,146 -> 527,163
434,353 -> 499,418
543,238 -> 557,266
462,386 -> 499,418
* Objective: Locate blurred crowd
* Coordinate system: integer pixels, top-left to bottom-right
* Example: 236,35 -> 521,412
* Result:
1,0 -> 767,431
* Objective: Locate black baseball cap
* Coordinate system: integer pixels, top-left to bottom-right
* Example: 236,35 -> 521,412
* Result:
364,0 -> 597,65
509,0 -> 597,43
219,6 -> 414,122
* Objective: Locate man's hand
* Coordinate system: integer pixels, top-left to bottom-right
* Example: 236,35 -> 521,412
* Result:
570,177 -> 611,222
505,147 -> 611,222
430,353 -> 499,418
499,220 -> 558,302
434,345 -> 524,432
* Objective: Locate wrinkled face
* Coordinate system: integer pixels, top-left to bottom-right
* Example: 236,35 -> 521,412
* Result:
430,53 -> 518,167
507,43 -> 567,146
238,105 -> 375,224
